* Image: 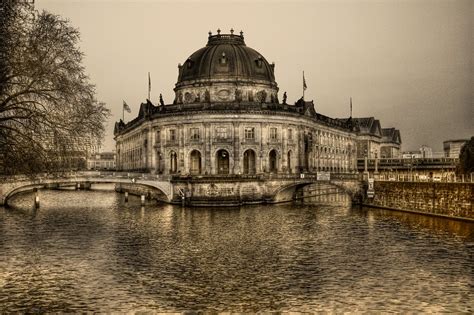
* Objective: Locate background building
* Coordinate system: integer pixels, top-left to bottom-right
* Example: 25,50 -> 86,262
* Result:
352,118 -> 401,159
87,151 -> 116,170
443,139 -> 468,158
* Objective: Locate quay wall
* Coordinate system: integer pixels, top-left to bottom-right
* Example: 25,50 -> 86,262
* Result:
364,181 -> 473,220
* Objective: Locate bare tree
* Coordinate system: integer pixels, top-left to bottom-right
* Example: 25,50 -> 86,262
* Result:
0,0 -> 110,175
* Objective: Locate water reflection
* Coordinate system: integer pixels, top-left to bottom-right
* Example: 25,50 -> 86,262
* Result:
360,206 -> 474,240
0,189 -> 473,312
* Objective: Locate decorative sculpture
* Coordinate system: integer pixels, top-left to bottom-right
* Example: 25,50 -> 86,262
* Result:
159,93 -> 165,106
283,92 -> 287,104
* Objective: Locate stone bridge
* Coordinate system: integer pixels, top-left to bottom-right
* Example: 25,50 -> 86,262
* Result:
171,173 -> 364,206
0,172 -> 174,206
0,172 -> 365,207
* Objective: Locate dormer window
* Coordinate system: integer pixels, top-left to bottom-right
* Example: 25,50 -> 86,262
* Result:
219,52 -> 227,65
255,56 -> 263,68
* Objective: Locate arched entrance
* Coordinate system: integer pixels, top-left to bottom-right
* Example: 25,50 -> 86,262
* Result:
269,149 -> 277,173
243,149 -> 256,174
189,150 -> 201,174
170,151 -> 177,174
287,150 -> 292,174
216,149 -> 230,174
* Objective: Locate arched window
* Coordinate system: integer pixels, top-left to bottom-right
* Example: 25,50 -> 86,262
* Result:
287,150 -> 292,174
216,149 -> 230,174
269,150 -> 277,173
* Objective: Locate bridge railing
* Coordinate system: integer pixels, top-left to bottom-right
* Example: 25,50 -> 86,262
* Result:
1,171 -> 362,183
0,171 -> 173,183
375,172 -> 474,183
169,172 -> 359,182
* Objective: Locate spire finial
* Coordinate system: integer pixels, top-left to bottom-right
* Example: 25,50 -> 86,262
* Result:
217,28 -> 221,35
230,28 -> 234,34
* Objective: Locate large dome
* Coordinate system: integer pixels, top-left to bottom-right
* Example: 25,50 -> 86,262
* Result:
174,30 -> 279,104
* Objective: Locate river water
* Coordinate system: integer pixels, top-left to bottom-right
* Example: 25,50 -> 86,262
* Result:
1,187 -> 473,312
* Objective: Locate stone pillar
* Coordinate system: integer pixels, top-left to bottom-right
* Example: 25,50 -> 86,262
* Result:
260,123 -> 266,173
374,153 -> 379,174
150,127 -> 156,173
297,126 -> 303,173
204,123 -> 211,175
282,128 -> 288,173
178,125 -> 185,173
233,122 -> 240,174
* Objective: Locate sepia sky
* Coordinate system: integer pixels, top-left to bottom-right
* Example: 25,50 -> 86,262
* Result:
36,0 -> 473,153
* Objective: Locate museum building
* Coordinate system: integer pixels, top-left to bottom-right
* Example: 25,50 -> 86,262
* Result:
114,30 -> 401,175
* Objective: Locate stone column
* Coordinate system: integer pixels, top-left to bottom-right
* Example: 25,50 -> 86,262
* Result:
233,122 -> 240,174
178,125 -> 185,173
260,123 -> 266,173
147,127 -> 154,172
204,123 -> 211,175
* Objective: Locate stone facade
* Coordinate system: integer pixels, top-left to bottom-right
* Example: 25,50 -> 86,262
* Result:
114,31 -> 401,187
115,110 -> 358,175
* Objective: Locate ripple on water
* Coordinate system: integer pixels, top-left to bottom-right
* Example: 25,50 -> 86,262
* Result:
0,189 -> 473,312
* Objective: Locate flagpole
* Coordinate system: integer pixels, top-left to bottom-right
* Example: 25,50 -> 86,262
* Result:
122,101 -> 124,121
350,97 -> 353,118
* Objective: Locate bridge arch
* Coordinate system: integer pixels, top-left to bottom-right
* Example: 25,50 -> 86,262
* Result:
271,180 -> 363,204
1,176 -> 174,206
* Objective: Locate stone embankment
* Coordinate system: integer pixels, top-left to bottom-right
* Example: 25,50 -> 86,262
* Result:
364,181 -> 473,220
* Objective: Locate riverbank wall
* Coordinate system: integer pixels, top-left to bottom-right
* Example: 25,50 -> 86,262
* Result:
363,181 -> 473,220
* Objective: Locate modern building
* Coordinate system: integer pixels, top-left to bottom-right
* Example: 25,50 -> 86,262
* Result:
87,151 -> 116,170
443,139 -> 468,158
419,145 -> 433,158
114,30 -> 401,176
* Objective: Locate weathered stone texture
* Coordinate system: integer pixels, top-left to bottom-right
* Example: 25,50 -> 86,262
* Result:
365,181 -> 473,219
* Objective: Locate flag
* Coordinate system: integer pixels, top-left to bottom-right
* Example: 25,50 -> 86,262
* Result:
303,72 -> 307,91
148,72 -> 151,98
123,100 -> 131,113
350,97 -> 353,117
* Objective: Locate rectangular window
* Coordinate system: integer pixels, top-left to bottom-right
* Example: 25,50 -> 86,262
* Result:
270,128 -> 278,140
245,127 -> 255,140
190,128 -> 200,140
288,129 -> 293,140
216,127 -> 227,139
156,130 -> 161,143
169,129 -> 176,141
